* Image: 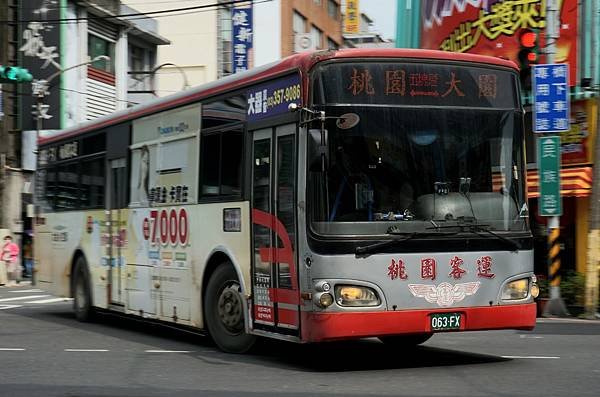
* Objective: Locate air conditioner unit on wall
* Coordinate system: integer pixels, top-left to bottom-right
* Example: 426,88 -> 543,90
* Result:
295,33 -> 315,53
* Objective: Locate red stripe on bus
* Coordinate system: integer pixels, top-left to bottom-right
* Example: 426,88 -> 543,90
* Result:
269,288 -> 301,305
259,248 -> 293,267
252,209 -> 298,291
277,308 -> 300,327
300,303 -> 536,342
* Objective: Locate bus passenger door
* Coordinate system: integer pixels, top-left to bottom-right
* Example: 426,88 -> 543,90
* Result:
106,158 -> 127,305
251,124 -> 300,335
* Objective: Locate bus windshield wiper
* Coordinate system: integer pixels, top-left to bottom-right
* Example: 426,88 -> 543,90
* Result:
355,230 -> 457,257
427,222 -> 520,252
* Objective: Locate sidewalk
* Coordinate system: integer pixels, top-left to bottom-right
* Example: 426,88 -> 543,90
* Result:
537,316 -> 600,324
0,280 -> 32,288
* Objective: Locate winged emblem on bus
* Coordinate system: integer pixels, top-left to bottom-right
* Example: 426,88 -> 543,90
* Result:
408,282 -> 481,307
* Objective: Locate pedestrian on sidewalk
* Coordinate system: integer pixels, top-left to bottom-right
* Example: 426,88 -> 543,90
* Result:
2,235 -> 21,286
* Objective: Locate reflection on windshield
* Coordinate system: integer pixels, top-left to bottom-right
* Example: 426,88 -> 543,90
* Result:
309,106 -> 528,235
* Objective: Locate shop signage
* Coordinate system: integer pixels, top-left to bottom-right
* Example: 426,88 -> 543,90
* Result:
538,135 -> 562,216
232,3 -> 253,73
344,0 -> 360,33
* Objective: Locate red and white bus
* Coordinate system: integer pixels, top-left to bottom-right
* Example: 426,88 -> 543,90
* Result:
35,49 -> 537,353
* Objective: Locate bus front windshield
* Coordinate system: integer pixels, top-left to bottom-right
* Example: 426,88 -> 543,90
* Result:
308,61 -> 528,236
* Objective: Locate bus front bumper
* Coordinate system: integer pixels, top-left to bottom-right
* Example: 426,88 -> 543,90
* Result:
300,303 -> 536,343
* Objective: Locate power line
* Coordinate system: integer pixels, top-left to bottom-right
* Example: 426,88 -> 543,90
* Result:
3,0 -> 263,24
18,0 -> 206,9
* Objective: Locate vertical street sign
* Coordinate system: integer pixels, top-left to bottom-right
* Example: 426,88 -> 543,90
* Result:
532,63 -> 569,133
538,135 -> 562,216
232,3 -> 253,74
344,0 -> 360,33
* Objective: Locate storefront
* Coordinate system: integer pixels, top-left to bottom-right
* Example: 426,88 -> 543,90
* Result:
527,99 -> 598,279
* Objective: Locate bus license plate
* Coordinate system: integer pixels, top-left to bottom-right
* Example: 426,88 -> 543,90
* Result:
430,313 -> 461,331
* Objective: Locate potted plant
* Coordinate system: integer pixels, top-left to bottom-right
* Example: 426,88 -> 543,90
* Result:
560,271 -> 586,316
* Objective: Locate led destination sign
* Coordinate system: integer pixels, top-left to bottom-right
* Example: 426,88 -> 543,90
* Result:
314,63 -> 518,108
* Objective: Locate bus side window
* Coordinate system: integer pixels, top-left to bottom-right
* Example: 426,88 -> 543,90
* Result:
200,128 -> 244,199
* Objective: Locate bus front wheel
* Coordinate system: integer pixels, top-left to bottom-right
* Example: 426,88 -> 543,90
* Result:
204,263 -> 256,353
73,257 -> 94,322
378,333 -> 433,347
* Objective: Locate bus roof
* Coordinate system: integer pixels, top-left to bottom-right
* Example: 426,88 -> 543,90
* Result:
40,48 -> 518,145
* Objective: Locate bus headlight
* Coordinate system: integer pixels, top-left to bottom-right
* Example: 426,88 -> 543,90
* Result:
501,278 -> 529,300
335,285 -> 380,307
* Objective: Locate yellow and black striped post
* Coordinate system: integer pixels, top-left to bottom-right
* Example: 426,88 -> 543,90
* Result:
543,223 -> 569,317
548,228 -> 561,289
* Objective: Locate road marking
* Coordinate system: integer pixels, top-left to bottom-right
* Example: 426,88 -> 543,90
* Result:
26,297 -> 73,304
64,349 -> 109,352
0,348 -> 26,351
0,304 -> 23,310
537,318 -> 600,324
144,350 -> 193,353
0,295 -> 50,302
8,289 -> 44,293
519,335 -> 544,339
501,355 -> 560,359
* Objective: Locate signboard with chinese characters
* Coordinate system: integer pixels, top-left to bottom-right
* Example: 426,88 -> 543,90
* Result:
538,135 -> 562,216
344,0 -> 360,33
533,63 -> 570,133
315,62 -> 517,108
247,73 -> 302,122
420,0 -> 578,86
19,0 -> 62,130
561,100 -> 592,165
232,3 -> 253,74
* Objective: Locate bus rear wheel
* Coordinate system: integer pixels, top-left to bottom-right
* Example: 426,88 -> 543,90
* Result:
73,257 -> 94,322
204,263 -> 256,353
378,333 -> 433,347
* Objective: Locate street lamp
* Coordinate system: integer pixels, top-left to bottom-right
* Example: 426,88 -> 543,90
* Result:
151,62 -> 190,95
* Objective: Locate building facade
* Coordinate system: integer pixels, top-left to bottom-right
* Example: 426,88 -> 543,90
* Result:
343,12 -> 393,48
0,0 -> 168,260
121,0 -> 343,96
396,0 -> 600,314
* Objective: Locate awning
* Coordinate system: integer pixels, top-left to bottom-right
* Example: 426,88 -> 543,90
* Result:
527,166 -> 593,198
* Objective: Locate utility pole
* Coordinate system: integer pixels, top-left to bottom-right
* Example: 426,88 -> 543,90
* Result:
585,0 -> 600,319
542,0 -> 569,317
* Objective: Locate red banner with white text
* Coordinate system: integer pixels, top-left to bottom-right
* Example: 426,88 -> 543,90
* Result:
420,0 -> 578,86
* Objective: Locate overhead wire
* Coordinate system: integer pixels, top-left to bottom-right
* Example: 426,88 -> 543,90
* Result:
17,0 -> 207,9
1,0 -> 267,24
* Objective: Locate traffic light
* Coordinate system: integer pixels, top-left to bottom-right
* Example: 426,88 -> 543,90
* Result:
0,65 -> 33,83
517,29 -> 538,90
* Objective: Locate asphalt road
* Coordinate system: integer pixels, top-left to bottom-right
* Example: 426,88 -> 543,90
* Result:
1,283 -> 599,397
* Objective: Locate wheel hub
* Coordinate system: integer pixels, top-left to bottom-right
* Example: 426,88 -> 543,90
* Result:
217,284 -> 243,333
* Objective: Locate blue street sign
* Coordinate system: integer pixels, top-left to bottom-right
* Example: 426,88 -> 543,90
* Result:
232,4 -> 253,74
537,135 -> 562,216
532,63 -> 570,133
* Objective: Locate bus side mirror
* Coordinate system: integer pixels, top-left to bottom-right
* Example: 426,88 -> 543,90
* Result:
308,128 -> 328,172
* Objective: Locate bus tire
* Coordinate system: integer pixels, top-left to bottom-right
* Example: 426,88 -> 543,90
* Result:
73,257 -> 94,322
204,263 -> 256,353
378,333 -> 433,347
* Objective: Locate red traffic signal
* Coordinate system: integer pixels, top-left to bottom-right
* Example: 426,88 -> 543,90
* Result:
517,29 -> 538,91
519,29 -> 537,48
